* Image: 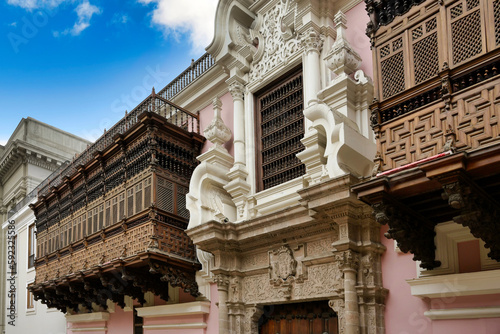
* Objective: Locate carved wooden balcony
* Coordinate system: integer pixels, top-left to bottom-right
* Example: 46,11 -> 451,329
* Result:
354,0 -> 500,271
366,0 -> 500,171
29,98 -> 205,313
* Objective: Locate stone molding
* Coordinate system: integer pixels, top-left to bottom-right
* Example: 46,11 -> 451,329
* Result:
424,307 -> 500,320
407,269 -> 500,298
136,301 -> 210,318
66,312 -> 110,323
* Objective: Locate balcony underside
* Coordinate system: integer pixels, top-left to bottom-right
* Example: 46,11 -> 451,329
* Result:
30,209 -> 201,313
30,252 -> 200,313
353,142 -> 500,270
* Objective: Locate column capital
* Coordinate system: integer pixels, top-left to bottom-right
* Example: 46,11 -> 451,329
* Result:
214,273 -> 231,290
228,81 -> 245,102
335,250 -> 360,271
300,27 -> 324,55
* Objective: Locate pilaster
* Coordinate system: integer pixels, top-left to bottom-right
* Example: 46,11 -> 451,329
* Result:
224,78 -> 251,221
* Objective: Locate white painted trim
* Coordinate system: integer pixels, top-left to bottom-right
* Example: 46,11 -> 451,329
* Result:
407,269 -> 500,298
66,312 -> 110,323
424,307 -> 500,320
418,222 -> 500,277
136,301 -> 210,318
143,323 -> 208,330
69,327 -> 107,332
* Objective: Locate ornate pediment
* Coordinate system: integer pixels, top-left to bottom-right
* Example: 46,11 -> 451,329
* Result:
249,0 -> 301,82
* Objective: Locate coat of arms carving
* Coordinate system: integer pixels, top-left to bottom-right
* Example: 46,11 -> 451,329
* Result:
270,245 -> 296,284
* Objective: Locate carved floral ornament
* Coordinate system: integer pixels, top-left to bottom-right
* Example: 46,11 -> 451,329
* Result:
248,0 -> 301,81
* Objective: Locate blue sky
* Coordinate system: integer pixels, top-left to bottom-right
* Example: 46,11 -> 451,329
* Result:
0,0 -> 218,145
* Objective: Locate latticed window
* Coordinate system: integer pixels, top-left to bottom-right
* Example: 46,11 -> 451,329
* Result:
256,68 -> 305,191
27,288 -> 34,309
28,223 -> 35,269
374,0 -> 497,103
378,36 -> 406,99
448,0 -> 484,65
411,16 -> 439,85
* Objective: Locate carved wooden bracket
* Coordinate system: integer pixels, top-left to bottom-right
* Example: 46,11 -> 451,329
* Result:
438,171 -> 500,262
372,195 -> 440,270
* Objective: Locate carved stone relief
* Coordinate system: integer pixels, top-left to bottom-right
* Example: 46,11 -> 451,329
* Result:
270,245 -> 297,284
249,1 -> 301,82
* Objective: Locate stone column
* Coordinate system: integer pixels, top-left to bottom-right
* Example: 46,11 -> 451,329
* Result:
214,274 -> 231,334
228,80 -> 246,167
225,79 -> 251,220
336,250 -> 361,334
301,28 -> 324,107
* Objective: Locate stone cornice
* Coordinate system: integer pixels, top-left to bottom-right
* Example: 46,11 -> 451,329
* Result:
0,140 -> 64,181
188,193 -> 367,253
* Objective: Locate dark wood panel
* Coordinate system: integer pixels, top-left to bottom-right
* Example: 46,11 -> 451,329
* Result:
259,301 -> 338,334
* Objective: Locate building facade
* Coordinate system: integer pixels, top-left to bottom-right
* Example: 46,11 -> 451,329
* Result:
353,0 -> 500,332
0,118 -> 89,334
26,0 -> 382,333
23,0 -> 500,333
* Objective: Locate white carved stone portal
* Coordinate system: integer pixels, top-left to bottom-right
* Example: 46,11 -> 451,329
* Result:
191,0 -> 384,333
188,175 -> 387,334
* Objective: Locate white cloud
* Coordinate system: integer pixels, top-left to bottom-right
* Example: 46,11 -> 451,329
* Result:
7,0 -> 66,10
53,0 -> 101,36
138,0 -> 218,53
71,1 -> 101,35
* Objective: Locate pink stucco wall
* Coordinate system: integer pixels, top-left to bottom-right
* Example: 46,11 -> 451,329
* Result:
199,92 -> 234,157
345,2 -> 373,78
380,224 -> 432,333
381,224 -> 500,334
107,305 -> 133,334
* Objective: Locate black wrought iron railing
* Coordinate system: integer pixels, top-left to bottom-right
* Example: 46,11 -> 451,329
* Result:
157,53 -> 215,100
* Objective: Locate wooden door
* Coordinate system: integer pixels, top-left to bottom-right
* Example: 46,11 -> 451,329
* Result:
259,301 -> 338,334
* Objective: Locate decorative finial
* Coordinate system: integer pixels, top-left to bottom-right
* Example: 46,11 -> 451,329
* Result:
203,96 -> 232,147
324,11 -> 362,76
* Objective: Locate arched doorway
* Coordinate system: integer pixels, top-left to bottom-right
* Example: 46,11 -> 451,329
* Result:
258,300 -> 338,334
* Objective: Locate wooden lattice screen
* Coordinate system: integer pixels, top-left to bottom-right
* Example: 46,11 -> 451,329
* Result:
256,69 -> 305,190
412,16 -> 439,85
373,0 -> 498,104
449,0 -> 484,65
379,36 -> 405,99
495,0 -> 500,45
